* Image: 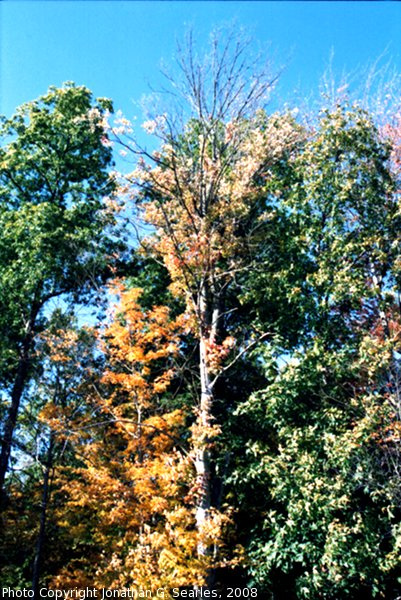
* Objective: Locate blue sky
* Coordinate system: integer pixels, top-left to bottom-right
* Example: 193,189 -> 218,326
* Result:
1,1 -> 401,131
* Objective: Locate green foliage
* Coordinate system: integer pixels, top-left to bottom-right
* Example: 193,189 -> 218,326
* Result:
236,348 -> 400,597
0,82 -> 118,386
233,105 -> 401,598
0,83 -> 123,552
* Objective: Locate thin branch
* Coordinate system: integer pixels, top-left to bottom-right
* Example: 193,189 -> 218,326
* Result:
210,331 -> 272,389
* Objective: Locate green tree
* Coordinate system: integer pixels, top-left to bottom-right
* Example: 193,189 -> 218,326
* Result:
235,104 -> 401,598
0,82 -> 121,501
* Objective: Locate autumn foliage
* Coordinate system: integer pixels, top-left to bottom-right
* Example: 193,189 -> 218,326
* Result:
2,33 -> 401,600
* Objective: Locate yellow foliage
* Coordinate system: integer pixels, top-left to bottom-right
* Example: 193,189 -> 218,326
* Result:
45,287 -> 235,589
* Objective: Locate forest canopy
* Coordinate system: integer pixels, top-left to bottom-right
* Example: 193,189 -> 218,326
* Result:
1,32 -> 401,600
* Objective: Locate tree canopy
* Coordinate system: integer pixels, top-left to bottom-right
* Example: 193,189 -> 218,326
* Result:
1,35 -> 401,600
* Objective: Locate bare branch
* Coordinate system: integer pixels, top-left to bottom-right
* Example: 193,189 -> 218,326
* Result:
210,331 -> 272,389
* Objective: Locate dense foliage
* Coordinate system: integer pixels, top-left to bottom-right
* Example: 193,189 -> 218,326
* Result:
1,37 -> 401,600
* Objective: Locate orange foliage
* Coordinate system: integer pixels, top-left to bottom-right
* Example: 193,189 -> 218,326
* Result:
43,286 -> 234,591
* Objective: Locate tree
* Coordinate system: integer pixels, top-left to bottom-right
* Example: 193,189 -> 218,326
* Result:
235,103 -> 401,598
43,286 -> 214,592
115,31 -> 303,580
0,83 -> 121,501
0,312 -> 100,590
3,34 -> 401,597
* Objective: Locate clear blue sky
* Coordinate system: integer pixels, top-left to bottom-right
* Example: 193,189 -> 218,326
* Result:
1,2 -> 401,127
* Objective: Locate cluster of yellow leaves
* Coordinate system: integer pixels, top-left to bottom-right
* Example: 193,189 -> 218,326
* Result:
99,284 -> 182,415
38,327 -> 84,364
45,285 -> 234,590
36,325 -> 98,437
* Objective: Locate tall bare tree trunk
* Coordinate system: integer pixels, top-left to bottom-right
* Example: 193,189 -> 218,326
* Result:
195,334 -> 213,554
193,286 -> 219,590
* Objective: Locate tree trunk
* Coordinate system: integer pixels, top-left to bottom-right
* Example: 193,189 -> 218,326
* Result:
194,286 -> 219,590
195,334 -> 213,554
0,328 -> 33,505
32,433 -> 54,599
